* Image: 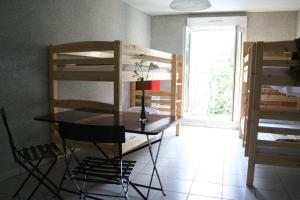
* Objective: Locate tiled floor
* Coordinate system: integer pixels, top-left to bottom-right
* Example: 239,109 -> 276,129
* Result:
1,126 -> 300,200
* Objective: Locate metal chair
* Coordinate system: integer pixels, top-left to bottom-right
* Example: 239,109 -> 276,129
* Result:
0,107 -> 63,200
57,122 -> 136,200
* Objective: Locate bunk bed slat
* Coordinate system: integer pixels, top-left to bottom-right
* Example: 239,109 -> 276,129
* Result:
54,71 -> 115,81
54,58 -> 115,66
255,153 -> 300,167
121,71 -> 172,82
123,43 -> 172,60
53,99 -> 115,111
258,124 -> 300,135
259,110 -> 300,121
262,41 -> 297,52
261,75 -> 300,86
263,60 -> 300,67
136,99 -> 171,105
131,55 -> 172,64
135,90 -> 171,97
257,140 -> 300,149
52,41 -> 115,53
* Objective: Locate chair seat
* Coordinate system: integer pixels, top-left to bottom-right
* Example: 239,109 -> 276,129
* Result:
72,157 -> 136,185
17,143 -> 62,162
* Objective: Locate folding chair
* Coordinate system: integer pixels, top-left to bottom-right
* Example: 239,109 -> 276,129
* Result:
0,108 -> 63,200
57,122 -> 136,200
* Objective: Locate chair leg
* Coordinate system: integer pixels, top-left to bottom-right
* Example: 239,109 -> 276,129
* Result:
26,158 -> 57,200
18,161 -> 63,200
12,160 -> 42,198
146,131 -> 166,198
26,158 -> 61,193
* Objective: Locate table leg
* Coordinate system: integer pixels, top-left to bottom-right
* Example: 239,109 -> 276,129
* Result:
146,131 -> 166,199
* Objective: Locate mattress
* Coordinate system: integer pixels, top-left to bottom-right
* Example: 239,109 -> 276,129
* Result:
258,119 -> 300,141
271,86 -> 300,97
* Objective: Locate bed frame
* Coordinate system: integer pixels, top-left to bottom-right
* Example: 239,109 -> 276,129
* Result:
240,42 -> 300,155
243,40 -> 300,186
48,41 -> 183,156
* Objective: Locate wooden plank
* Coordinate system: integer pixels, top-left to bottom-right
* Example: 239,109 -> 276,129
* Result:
259,110 -> 300,121
261,75 -> 300,86
263,60 -> 300,67
123,56 -> 171,69
123,43 -> 172,60
257,140 -> 300,149
114,41 -> 122,111
49,46 -> 59,142
135,90 -> 171,97
256,153 -> 300,168
56,66 -> 113,72
122,71 -> 172,82
136,98 -> 171,105
171,54 -> 177,117
54,71 -> 115,81
258,123 -> 300,135
52,41 -> 115,53
262,41 -> 297,52
54,58 -> 115,66
53,99 -> 115,110
263,51 -> 293,60
260,105 -> 296,110
60,51 -> 113,59
131,55 -> 172,64
261,94 -> 297,102
150,107 -> 171,112
131,82 -> 136,107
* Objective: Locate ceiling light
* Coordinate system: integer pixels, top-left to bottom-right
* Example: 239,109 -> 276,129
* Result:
170,0 -> 211,11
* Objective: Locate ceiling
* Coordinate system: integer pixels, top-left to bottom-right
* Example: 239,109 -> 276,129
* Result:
122,0 -> 300,16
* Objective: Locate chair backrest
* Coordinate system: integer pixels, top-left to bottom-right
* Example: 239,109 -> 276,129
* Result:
0,107 -> 18,162
58,122 -> 126,144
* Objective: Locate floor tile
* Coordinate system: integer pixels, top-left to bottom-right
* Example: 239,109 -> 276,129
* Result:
222,185 -> 255,200
153,191 -> 188,200
188,194 -> 221,199
194,171 -> 223,184
253,177 -> 285,192
190,182 -> 222,198
223,174 -> 246,187
254,189 -> 290,200
153,177 -> 193,193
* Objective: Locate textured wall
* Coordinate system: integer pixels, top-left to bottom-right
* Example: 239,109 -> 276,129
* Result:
151,11 -> 298,54
0,0 -> 150,178
247,12 -> 297,41
297,11 -> 300,37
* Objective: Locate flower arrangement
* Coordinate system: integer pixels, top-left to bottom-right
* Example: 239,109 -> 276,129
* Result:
132,60 -> 159,122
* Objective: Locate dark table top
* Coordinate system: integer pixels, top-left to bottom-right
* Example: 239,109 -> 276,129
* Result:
35,109 -> 178,135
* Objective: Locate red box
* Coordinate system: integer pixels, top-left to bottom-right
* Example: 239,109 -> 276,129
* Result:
136,80 -> 160,90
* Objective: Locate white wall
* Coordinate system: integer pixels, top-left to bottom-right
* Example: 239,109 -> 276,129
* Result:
151,11 -> 298,54
0,0 -> 150,180
247,12 -> 297,41
297,11 -> 300,37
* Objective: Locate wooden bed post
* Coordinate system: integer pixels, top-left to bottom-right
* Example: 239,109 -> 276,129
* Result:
246,42 -> 263,186
49,46 -> 59,142
171,54 -> 178,135
176,55 -> 184,136
114,40 -> 123,111
130,82 -> 136,107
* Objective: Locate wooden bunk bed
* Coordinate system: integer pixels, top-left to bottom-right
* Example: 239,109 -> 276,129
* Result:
240,42 -> 300,156
243,40 -> 300,186
48,40 -> 184,156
